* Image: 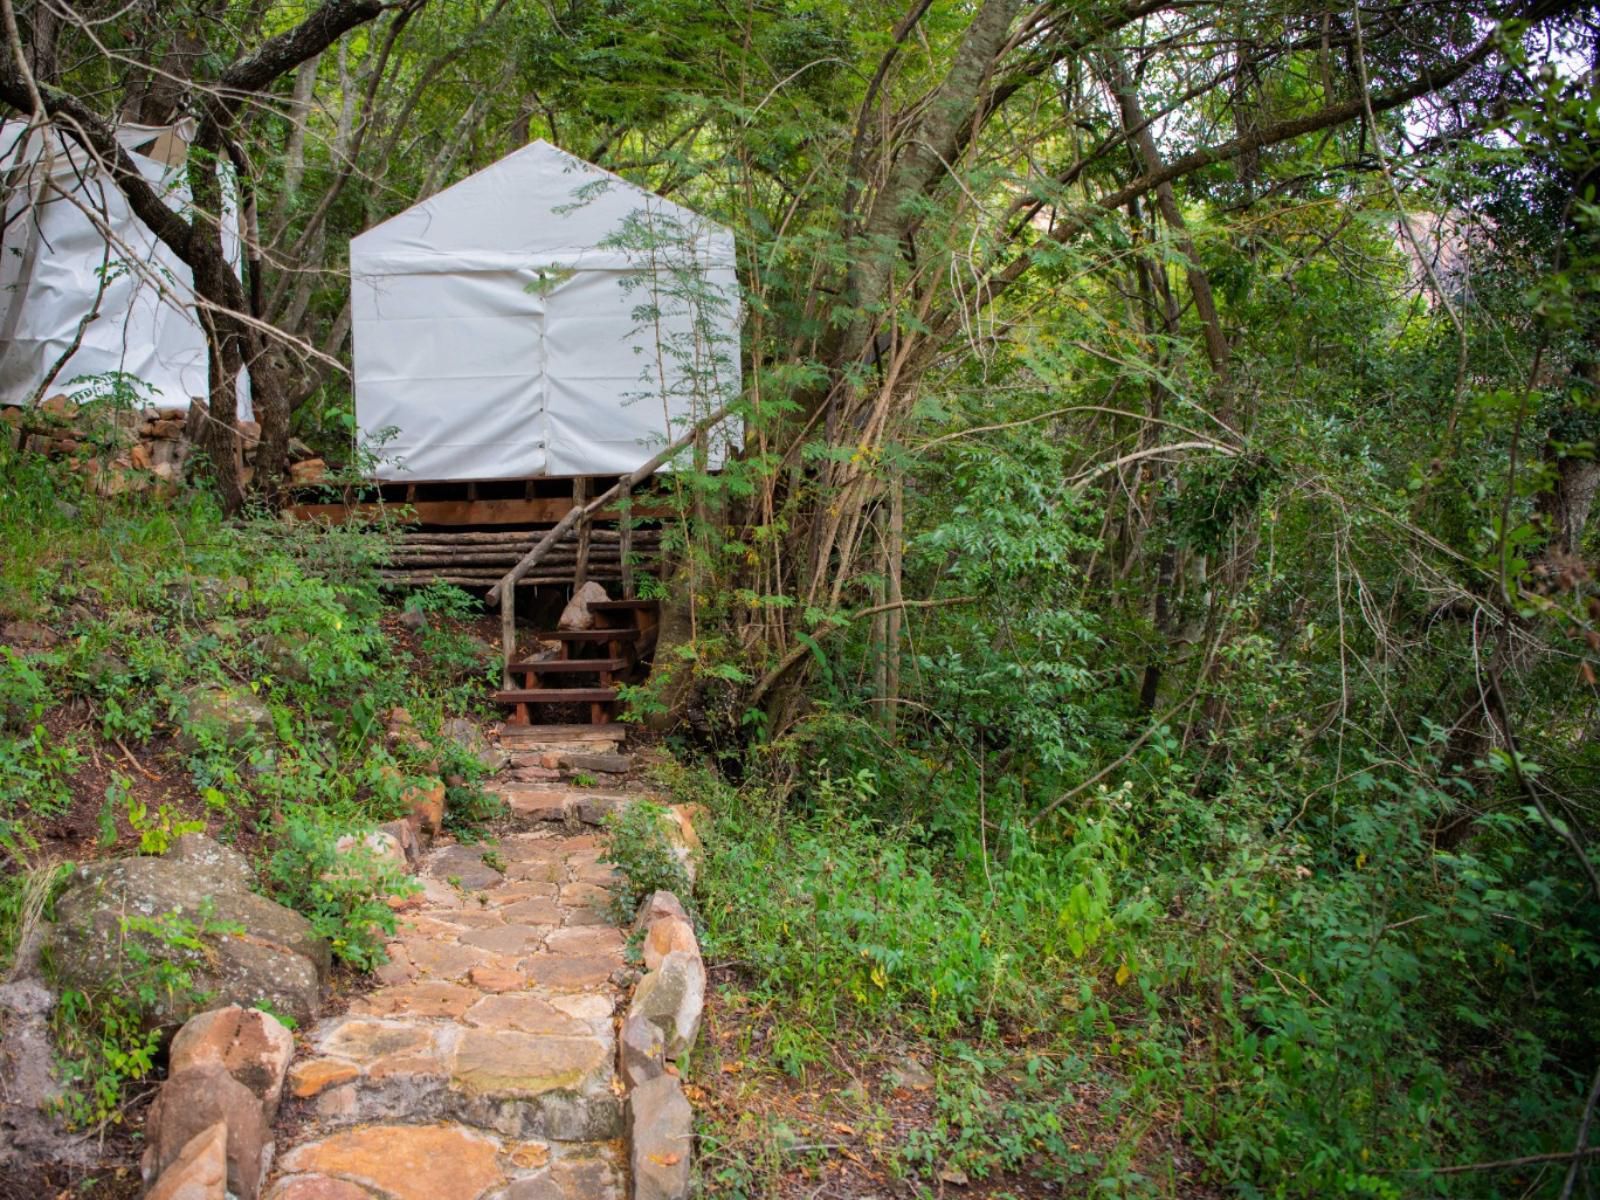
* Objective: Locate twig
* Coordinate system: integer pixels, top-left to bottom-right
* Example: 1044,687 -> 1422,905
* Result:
1067,440 -> 1239,492
747,596 -> 975,708
1397,1145 -> 1600,1176
1030,676 -> 1207,827
915,403 -> 1235,453
114,736 -> 161,782
1246,950 -> 1330,1007
1561,1062 -> 1600,1200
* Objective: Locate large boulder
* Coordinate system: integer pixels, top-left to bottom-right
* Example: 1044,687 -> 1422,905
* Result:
619,1013 -> 666,1090
46,835 -> 330,1027
633,891 -> 689,933
557,581 -> 611,632
251,630 -> 313,684
0,979 -> 94,1172
404,778 -> 447,836
642,916 -> 698,972
145,1121 -> 228,1200
442,716 -> 504,772
629,1074 -> 692,1200
1,619 -> 59,650
178,683 -> 275,751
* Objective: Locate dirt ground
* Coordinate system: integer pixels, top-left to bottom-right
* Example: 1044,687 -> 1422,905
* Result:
693,968 -> 1217,1199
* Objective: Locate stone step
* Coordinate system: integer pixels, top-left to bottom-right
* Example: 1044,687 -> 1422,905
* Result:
509,750 -> 633,774
270,1121 -> 624,1200
286,1014 -> 623,1142
494,787 -> 640,826
505,744 -> 623,763
267,817 -> 634,1200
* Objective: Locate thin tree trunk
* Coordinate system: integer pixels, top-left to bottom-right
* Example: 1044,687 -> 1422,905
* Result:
884,477 -> 904,735
1105,53 -> 1233,411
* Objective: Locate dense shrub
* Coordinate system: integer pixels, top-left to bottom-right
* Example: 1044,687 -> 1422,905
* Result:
267,806 -> 417,971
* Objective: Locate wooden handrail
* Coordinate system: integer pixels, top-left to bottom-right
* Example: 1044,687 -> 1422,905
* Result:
488,403 -> 736,686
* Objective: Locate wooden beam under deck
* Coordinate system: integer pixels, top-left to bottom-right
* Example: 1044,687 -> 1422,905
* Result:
289,496 -> 670,527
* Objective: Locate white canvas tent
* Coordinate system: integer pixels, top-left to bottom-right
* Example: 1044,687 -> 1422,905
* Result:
350,139 -> 740,482
0,119 -> 249,414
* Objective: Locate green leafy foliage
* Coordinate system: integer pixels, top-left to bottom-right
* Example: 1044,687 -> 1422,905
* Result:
267,806 -> 418,971
0,647 -> 79,855
601,798 -> 693,921
51,905 -> 242,1130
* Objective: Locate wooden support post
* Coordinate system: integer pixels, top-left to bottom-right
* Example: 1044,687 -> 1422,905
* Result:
573,476 -> 592,589
501,598 -> 516,690
618,480 -> 634,599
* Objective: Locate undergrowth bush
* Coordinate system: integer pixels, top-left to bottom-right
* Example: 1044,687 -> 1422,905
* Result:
686,692 -> 1597,1195
602,798 -> 693,920
267,806 -> 418,971
52,904 -> 241,1129
0,646 -> 79,856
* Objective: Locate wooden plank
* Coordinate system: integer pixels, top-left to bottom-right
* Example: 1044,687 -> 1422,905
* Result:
492,687 -> 619,703
387,553 -> 636,569
396,529 -> 661,547
512,657 -> 627,673
537,628 -> 643,643
288,497 -> 671,526
378,574 -> 625,588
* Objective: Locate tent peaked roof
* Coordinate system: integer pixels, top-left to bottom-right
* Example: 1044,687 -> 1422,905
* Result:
351,139 -> 734,274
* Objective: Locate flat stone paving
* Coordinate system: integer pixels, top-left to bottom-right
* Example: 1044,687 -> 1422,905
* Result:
265,732 -> 642,1200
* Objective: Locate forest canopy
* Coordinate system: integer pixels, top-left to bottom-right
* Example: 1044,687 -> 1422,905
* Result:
3,0 -> 1599,1194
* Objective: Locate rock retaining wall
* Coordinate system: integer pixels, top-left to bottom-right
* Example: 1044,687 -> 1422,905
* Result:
621,889 -> 704,1200
140,1005 -> 295,1200
0,396 -> 326,496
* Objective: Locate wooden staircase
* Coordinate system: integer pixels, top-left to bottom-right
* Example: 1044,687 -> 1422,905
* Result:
494,598 -> 660,725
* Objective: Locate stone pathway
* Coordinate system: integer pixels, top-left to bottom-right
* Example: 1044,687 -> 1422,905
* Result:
265,726 -> 644,1200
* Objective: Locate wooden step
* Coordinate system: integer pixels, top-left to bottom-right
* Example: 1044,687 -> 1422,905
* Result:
510,657 -> 627,675
493,688 -> 619,704
538,628 -> 644,643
